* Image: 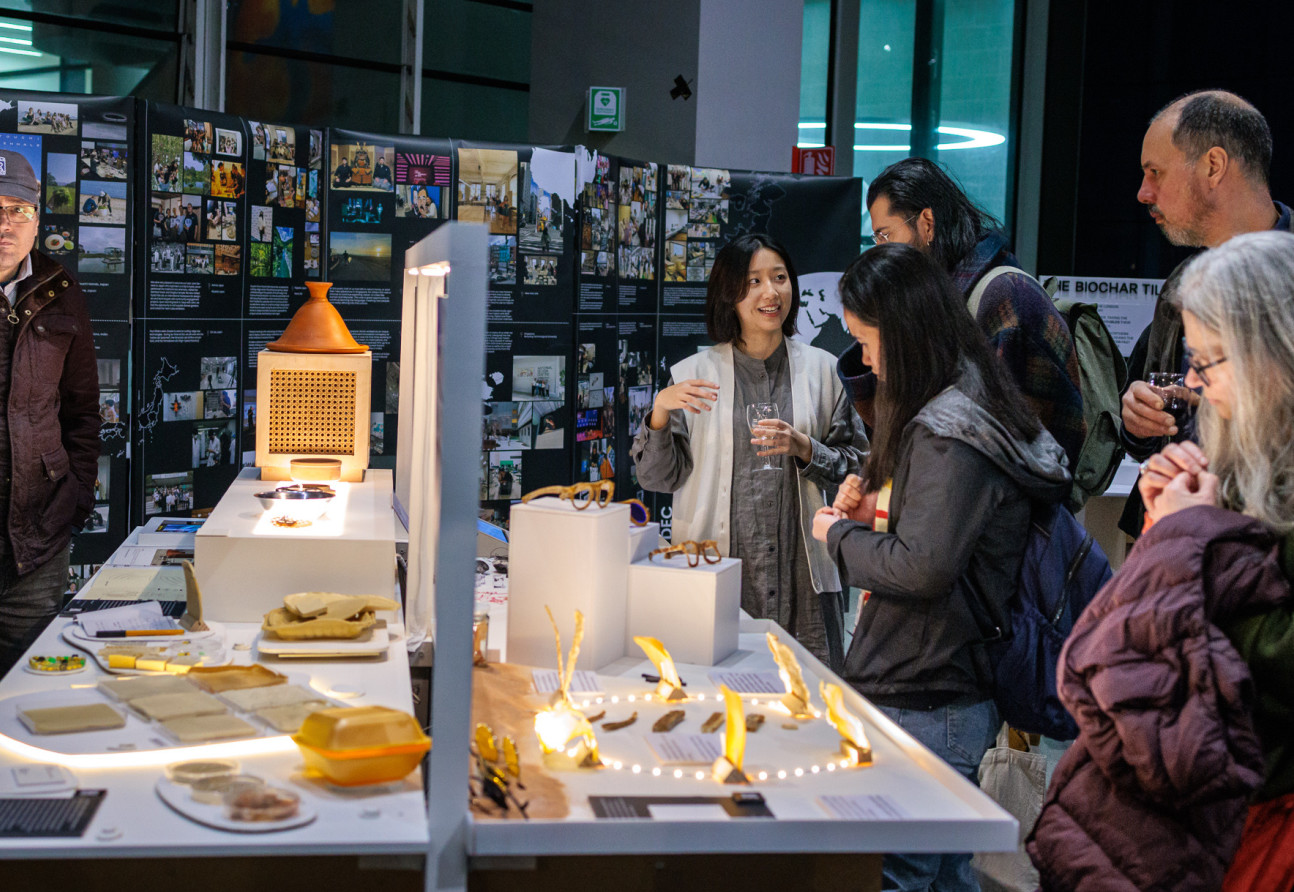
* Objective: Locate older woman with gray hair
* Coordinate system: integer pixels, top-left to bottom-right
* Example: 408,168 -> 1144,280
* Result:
1028,230 -> 1294,892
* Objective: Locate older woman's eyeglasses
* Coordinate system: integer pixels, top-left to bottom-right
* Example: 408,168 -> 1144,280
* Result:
649,540 -> 722,567
1182,338 -> 1228,386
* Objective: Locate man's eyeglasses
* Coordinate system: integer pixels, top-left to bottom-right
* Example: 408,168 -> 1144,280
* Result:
0,204 -> 37,224
872,214 -> 917,244
649,540 -> 722,567
1182,338 -> 1228,386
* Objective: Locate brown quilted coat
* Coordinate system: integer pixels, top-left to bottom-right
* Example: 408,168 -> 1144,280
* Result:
1026,506 -> 1292,891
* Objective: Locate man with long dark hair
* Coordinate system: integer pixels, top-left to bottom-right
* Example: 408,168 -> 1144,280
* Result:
840,157 -> 1085,475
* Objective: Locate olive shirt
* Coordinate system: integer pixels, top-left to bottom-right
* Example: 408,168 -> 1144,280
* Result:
631,340 -> 865,669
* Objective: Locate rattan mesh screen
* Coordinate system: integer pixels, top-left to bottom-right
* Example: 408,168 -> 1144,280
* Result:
266,369 -> 357,455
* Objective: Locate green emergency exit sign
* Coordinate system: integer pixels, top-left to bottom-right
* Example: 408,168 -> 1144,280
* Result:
587,87 -> 625,132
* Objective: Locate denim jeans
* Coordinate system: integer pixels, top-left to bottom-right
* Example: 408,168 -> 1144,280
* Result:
876,698 -> 999,892
0,545 -> 69,677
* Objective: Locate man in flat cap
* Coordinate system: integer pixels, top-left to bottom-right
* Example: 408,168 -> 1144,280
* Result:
0,149 -> 99,676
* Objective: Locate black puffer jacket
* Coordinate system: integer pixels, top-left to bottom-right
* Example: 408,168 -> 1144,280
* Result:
5,251 -> 99,572
826,368 -> 1070,707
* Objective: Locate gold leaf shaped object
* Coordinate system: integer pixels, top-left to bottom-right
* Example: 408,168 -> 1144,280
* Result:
632,635 -> 683,690
766,632 -> 812,717
720,685 -> 746,770
502,736 -> 521,781
475,723 -> 499,763
543,606 -> 585,704
819,681 -> 873,767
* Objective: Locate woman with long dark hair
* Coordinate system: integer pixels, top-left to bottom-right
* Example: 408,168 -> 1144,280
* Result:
813,244 -> 1070,892
632,234 -> 867,669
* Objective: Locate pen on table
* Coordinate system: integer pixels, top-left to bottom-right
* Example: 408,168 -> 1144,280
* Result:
92,629 -> 184,638
642,673 -> 686,686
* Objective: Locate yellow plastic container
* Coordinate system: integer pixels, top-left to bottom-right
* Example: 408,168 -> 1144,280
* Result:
292,706 -> 430,786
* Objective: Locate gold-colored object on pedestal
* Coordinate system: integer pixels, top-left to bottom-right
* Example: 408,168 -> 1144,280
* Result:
256,281 -> 372,483
632,635 -> 687,702
710,684 -> 750,784
767,632 -> 813,718
533,607 -> 601,768
819,681 -> 873,767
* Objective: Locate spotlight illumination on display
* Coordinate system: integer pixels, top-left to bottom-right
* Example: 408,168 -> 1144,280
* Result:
795,122 -> 1006,151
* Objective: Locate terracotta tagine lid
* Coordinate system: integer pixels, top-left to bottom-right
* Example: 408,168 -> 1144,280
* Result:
266,281 -> 368,353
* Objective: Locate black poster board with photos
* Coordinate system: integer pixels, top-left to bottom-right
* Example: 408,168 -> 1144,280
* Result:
133,102 -> 328,525
0,90 -> 135,568
326,128 -> 453,467
459,141 -> 579,528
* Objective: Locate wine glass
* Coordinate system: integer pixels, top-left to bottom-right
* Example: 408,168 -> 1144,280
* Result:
747,402 -> 781,471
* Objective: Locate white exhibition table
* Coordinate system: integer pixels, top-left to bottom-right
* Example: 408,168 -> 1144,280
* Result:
467,616 -> 1018,859
0,615 -> 429,859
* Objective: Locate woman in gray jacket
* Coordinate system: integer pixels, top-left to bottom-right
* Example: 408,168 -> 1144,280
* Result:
813,244 -> 1070,892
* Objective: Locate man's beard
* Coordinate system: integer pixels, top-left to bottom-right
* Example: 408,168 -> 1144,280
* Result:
1153,179 -> 1212,247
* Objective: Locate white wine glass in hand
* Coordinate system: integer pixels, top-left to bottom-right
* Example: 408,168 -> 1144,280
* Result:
747,401 -> 781,471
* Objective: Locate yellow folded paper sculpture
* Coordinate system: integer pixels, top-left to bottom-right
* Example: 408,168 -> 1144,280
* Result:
533,607 -> 601,768
819,681 -> 873,767
633,635 -> 687,701
710,684 -> 749,784
767,632 -> 813,718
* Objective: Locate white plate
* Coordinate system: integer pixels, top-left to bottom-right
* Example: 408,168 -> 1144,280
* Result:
155,778 -> 316,833
22,657 -> 88,676
256,624 -> 389,659
65,620 -> 219,646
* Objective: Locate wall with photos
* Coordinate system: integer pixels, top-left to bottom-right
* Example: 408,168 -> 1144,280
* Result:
0,88 -> 862,582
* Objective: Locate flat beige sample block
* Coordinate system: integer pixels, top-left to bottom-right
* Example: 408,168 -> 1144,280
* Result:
256,701 -> 331,733
131,691 -> 227,720
20,703 -> 126,735
222,684 -> 321,711
162,713 -> 258,743
99,675 -> 198,702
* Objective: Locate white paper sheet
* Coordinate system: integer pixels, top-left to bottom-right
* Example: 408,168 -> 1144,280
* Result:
645,733 -> 722,765
707,670 -> 785,694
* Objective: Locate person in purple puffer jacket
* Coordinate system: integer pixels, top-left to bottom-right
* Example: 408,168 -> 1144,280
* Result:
1027,231 -> 1294,892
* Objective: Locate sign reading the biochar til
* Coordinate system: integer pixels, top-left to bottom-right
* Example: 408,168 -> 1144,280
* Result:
587,87 -> 625,132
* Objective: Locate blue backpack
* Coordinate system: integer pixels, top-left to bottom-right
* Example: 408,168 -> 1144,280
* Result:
970,501 -> 1112,739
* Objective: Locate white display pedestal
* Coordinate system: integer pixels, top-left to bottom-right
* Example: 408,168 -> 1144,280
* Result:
628,522 -> 659,562
194,468 -> 397,623
625,556 -> 740,665
506,499 -> 629,671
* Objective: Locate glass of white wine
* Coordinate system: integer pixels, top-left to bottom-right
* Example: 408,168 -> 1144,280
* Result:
747,401 -> 781,471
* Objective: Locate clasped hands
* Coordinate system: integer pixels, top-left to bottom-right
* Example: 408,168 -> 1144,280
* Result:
1138,440 -> 1219,523
812,473 -> 877,543
649,378 -> 812,462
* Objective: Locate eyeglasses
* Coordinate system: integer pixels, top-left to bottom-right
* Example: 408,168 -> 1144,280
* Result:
619,498 -> 650,526
521,480 -> 615,509
0,204 -> 36,224
1182,338 -> 1228,386
872,214 -> 917,244
649,540 -> 722,567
